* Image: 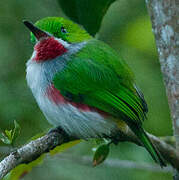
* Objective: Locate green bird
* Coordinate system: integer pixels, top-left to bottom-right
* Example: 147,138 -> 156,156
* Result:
24,17 -> 165,167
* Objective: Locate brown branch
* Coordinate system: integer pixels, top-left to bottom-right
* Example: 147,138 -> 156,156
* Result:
0,129 -> 179,179
145,0 -> 179,179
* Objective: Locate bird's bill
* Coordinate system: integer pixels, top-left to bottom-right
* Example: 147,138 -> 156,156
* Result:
23,20 -> 50,40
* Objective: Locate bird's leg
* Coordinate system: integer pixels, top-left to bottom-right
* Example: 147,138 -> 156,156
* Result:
45,126 -> 76,153
48,126 -> 73,143
48,126 -> 68,137
110,130 -> 128,145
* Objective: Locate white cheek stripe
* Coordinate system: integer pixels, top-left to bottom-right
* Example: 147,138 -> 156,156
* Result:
55,37 -> 70,49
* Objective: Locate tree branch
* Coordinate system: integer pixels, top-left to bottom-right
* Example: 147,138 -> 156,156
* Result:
0,131 -> 76,179
145,0 -> 179,178
0,129 -> 179,179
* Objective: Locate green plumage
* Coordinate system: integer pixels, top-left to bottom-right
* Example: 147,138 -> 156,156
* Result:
31,17 -> 92,43
53,39 -> 165,166
53,39 -> 143,122
31,17 -> 166,167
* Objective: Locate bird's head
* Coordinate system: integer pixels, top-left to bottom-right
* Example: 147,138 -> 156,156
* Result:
24,17 -> 92,62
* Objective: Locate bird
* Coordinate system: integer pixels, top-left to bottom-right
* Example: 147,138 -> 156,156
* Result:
24,17 -> 166,167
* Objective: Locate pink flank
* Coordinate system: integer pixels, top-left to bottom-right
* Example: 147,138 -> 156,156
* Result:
46,84 -> 108,117
33,37 -> 67,61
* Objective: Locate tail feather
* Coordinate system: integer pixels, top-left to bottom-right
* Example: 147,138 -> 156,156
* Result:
130,124 -> 166,167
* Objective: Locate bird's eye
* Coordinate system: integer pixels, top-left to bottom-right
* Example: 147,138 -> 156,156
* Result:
61,27 -> 67,34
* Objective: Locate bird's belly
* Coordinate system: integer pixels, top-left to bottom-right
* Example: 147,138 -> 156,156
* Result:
26,59 -> 117,138
37,92 -> 118,138
26,60 -> 125,138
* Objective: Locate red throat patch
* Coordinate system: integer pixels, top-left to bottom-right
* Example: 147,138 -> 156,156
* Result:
33,37 -> 67,61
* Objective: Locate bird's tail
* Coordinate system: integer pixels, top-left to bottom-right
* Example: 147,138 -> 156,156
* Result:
130,124 -> 166,167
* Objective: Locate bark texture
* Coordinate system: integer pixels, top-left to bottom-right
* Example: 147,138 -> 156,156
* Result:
0,131 -> 76,179
145,0 -> 179,178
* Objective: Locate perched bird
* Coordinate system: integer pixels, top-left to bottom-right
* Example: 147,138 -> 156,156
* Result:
24,17 -> 165,166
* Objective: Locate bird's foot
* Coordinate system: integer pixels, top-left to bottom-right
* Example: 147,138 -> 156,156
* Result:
48,126 -> 68,137
46,126 -> 75,152
110,130 -> 127,145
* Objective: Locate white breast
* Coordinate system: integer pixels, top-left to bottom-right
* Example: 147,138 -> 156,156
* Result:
26,42 -> 117,138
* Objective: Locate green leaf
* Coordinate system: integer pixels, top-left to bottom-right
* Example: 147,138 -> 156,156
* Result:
5,130 -> 13,142
0,132 -> 11,145
93,143 -> 110,166
11,120 -> 21,144
0,120 -> 21,145
58,0 -> 116,36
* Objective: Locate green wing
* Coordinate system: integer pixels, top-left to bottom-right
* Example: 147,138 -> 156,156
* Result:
52,39 -> 165,166
53,39 -> 146,124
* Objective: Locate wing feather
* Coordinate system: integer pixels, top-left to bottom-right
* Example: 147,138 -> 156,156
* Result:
53,56 -> 147,125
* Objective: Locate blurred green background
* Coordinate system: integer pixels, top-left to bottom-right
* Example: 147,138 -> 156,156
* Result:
0,0 -> 173,179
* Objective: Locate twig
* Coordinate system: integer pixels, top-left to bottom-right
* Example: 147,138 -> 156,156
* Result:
0,129 -> 179,179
